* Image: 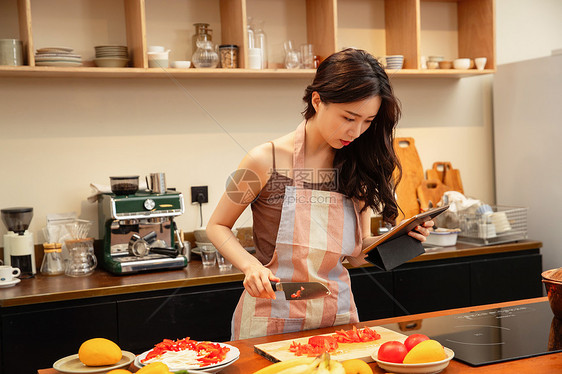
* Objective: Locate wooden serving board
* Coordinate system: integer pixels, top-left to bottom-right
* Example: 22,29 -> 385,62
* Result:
427,162 -> 464,194
417,179 -> 450,211
393,137 -> 424,222
254,326 -> 407,363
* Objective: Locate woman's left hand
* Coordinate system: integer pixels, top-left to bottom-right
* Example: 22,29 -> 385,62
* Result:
408,220 -> 434,242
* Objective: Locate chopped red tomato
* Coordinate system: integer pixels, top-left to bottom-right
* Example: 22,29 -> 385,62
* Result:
141,337 -> 229,367
289,335 -> 339,356
332,326 -> 381,343
291,286 -> 305,299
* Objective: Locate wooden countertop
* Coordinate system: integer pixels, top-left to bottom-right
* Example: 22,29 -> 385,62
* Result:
38,297 -> 561,373
1,240 -> 541,308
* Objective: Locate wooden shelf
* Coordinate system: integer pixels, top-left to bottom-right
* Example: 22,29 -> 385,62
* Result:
0,66 -> 495,79
1,0 -> 496,79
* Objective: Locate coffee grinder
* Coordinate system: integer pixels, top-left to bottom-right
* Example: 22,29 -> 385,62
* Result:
98,191 -> 187,274
1,207 -> 36,277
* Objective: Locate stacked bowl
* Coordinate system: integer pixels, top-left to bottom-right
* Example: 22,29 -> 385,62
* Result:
385,55 -> 404,70
35,47 -> 82,67
94,45 -> 129,67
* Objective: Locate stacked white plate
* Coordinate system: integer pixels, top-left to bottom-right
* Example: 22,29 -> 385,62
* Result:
385,55 -> 404,69
94,45 -> 129,67
35,47 -> 82,67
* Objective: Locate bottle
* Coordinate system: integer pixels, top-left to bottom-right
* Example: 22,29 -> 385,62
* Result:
192,40 -> 219,68
191,23 -> 212,59
254,20 -> 268,69
246,17 -> 255,49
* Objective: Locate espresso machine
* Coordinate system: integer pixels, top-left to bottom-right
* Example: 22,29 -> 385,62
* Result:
98,191 -> 187,274
1,207 -> 36,277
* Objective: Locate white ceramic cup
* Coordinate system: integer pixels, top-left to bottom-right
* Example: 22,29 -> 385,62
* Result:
474,57 -> 487,70
148,52 -> 169,68
0,265 -> 20,282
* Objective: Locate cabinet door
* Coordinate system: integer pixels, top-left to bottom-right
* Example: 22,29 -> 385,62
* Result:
470,253 -> 543,305
118,284 -> 243,352
349,268 -> 394,321
393,263 -> 470,316
1,301 -> 118,374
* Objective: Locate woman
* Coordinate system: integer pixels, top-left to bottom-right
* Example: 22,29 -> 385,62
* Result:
207,48 -> 432,340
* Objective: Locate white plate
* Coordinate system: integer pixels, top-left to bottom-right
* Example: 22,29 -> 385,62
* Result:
37,47 -> 74,53
36,61 -> 83,67
135,342 -> 240,372
0,278 -> 20,288
53,351 -> 135,373
372,347 -> 455,374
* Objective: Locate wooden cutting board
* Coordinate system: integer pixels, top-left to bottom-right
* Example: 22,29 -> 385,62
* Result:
417,179 -> 450,211
426,162 -> 464,194
254,326 -> 407,363
393,137 -> 424,221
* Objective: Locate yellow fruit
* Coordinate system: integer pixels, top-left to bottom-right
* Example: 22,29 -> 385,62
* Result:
136,362 -> 173,374
78,338 -> 122,366
107,370 -> 132,374
341,359 -> 373,374
252,357 -> 317,374
403,339 -> 447,364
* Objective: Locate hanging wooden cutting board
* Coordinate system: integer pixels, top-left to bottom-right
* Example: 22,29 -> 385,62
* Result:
426,162 -> 464,194
393,137 -> 424,221
254,326 -> 407,363
417,179 -> 450,211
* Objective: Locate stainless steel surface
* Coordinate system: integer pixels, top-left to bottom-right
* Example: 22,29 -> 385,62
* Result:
272,281 -> 331,300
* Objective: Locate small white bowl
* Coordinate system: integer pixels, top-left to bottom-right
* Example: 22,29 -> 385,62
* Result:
453,58 -> 470,69
425,229 -> 460,247
171,60 -> 191,69
427,61 -> 439,69
372,347 -> 455,374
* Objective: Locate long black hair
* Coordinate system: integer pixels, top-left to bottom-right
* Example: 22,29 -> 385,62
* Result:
302,48 -> 401,224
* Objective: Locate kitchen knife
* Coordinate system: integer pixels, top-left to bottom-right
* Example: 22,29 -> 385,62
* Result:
270,281 -> 331,300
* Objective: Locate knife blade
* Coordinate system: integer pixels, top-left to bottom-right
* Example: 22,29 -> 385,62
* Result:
271,281 -> 331,300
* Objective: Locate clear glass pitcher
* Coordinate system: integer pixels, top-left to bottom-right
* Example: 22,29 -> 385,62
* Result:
65,238 -> 97,277
192,40 -> 219,68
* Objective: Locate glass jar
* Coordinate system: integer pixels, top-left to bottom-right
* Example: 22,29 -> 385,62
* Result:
192,40 -> 219,68
219,45 -> 238,68
192,23 -> 212,58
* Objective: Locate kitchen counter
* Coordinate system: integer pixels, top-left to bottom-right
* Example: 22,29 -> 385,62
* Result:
0,240 -> 541,307
37,297 -> 561,373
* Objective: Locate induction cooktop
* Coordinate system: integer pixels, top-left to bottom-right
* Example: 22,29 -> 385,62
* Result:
383,301 -> 562,366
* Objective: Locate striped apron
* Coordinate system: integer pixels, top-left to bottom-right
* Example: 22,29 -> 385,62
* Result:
231,122 -> 363,340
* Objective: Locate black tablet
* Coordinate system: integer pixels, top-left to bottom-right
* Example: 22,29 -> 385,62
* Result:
363,205 -> 450,254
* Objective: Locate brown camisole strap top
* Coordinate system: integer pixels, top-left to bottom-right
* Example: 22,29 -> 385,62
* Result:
250,141 -> 336,265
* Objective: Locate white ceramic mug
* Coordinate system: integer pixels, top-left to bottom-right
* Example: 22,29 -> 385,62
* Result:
0,265 -> 20,282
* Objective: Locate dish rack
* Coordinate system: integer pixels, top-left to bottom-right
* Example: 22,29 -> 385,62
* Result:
457,206 -> 528,245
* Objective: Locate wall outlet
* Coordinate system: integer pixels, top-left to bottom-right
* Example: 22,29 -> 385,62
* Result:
191,186 -> 208,204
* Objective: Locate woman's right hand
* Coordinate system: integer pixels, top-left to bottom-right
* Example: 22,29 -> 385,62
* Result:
243,263 -> 280,299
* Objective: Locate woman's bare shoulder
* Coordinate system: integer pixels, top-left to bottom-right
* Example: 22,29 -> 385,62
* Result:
270,132 -> 295,169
